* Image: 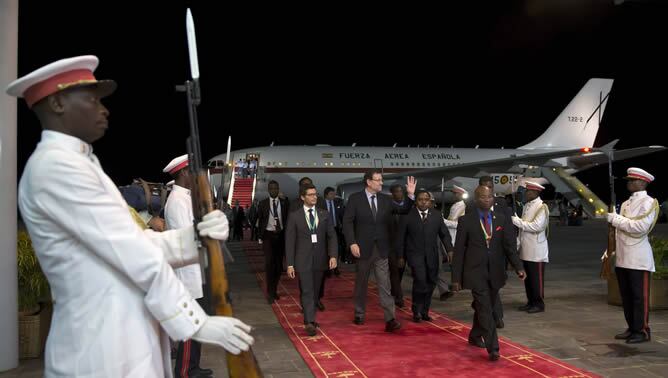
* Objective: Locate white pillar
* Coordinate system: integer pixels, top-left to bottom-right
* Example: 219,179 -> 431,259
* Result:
0,0 -> 19,371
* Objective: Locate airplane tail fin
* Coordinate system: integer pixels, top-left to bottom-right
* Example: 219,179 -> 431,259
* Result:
518,78 -> 614,150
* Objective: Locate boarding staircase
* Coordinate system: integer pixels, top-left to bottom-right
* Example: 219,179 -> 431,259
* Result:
229,177 -> 254,208
541,167 -> 608,218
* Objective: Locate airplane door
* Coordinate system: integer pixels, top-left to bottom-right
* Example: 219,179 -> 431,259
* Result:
374,159 -> 384,173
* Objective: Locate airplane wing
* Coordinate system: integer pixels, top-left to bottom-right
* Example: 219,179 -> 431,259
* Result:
567,145 -> 667,171
379,148 -> 589,184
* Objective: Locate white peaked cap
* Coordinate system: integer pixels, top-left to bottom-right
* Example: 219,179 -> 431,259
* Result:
625,167 -> 654,183
163,154 -> 189,175
6,55 -> 116,108
525,181 -> 545,191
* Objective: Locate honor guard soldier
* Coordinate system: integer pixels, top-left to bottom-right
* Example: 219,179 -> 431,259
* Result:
8,56 -> 253,377
511,181 -> 549,313
164,154 -> 217,377
444,185 -> 468,243
607,167 -> 660,344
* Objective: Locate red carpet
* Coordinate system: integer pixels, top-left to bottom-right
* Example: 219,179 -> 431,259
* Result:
243,242 -> 599,378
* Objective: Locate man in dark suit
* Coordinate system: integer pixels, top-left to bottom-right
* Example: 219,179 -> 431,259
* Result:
396,190 -> 454,322
388,183 -> 408,308
453,185 -> 525,361
471,175 -> 517,329
324,187 -> 346,272
343,170 -> 415,332
285,184 -> 339,336
258,180 -> 290,303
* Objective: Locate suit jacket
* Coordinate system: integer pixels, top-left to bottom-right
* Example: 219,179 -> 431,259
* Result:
396,208 -> 454,270
257,196 -> 290,238
285,207 -> 338,272
343,190 -> 413,259
323,197 -> 345,229
452,208 -> 522,291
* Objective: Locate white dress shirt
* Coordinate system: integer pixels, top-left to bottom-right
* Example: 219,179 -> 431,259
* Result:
165,184 -> 203,299
266,197 -> 283,231
19,130 -> 206,378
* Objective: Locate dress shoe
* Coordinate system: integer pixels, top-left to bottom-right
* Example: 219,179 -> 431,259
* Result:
518,303 -> 531,311
395,299 -> 405,308
468,336 -> 485,348
614,329 -> 632,340
489,351 -> 500,361
275,293 -> 281,300
385,319 -> 402,332
421,314 -> 433,322
316,301 -> 325,311
267,297 -> 275,304
353,316 -> 364,325
412,314 -> 422,323
305,323 -> 317,336
439,291 -> 454,301
526,306 -> 544,314
626,332 -> 650,344
495,318 -> 504,329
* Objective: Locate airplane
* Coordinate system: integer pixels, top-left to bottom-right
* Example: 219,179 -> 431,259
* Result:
208,78 -> 665,215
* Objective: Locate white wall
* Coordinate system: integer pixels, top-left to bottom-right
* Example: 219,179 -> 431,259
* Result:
0,0 -> 19,371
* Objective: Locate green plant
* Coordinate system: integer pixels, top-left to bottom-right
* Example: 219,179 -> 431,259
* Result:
17,230 -> 50,313
650,236 -> 668,280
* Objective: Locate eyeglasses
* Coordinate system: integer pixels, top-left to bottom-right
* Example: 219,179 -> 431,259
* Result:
304,193 -> 318,197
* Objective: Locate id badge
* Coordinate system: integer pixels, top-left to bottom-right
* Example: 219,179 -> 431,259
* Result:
311,234 -> 318,243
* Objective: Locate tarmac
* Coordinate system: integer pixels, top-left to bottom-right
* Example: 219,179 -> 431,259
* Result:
2,219 -> 667,377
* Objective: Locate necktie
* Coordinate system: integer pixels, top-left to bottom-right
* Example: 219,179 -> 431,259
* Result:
328,200 -> 336,227
370,195 -> 377,220
421,211 -> 428,223
308,208 -> 315,233
273,199 -> 281,231
482,212 -> 491,248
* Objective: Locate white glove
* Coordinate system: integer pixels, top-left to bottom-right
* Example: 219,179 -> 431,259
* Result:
606,212 -> 617,224
197,210 -> 229,240
192,316 -> 255,355
511,215 -> 522,227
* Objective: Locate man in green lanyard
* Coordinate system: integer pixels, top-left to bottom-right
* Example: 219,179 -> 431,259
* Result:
285,184 -> 338,336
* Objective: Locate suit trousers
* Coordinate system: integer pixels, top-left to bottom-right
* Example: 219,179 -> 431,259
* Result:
616,267 -> 651,335
354,244 -> 395,321
469,283 -> 500,353
388,253 -> 405,301
174,297 -> 206,376
523,260 -> 546,309
411,260 -> 439,316
263,230 -> 284,299
298,270 -> 325,324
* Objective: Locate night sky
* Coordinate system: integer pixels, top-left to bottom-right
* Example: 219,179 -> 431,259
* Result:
15,1 -> 668,204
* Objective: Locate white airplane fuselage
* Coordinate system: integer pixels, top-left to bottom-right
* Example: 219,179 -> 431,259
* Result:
210,146 -> 537,202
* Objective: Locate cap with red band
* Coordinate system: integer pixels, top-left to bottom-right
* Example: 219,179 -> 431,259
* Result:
5,55 -> 116,108
163,154 -> 189,175
624,167 -> 654,183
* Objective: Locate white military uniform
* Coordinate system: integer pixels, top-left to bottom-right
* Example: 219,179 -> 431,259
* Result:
513,196 -> 549,262
165,184 -> 204,298
18,131 -> 207,377
610,190 -> 658,272
444,200 -> 465,242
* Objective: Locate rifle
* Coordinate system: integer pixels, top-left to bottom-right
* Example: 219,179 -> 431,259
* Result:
600,147 -> 615,280
178,9 -> 263,377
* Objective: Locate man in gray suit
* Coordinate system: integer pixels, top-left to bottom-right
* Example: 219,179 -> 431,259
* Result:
285,184 -> 338,336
